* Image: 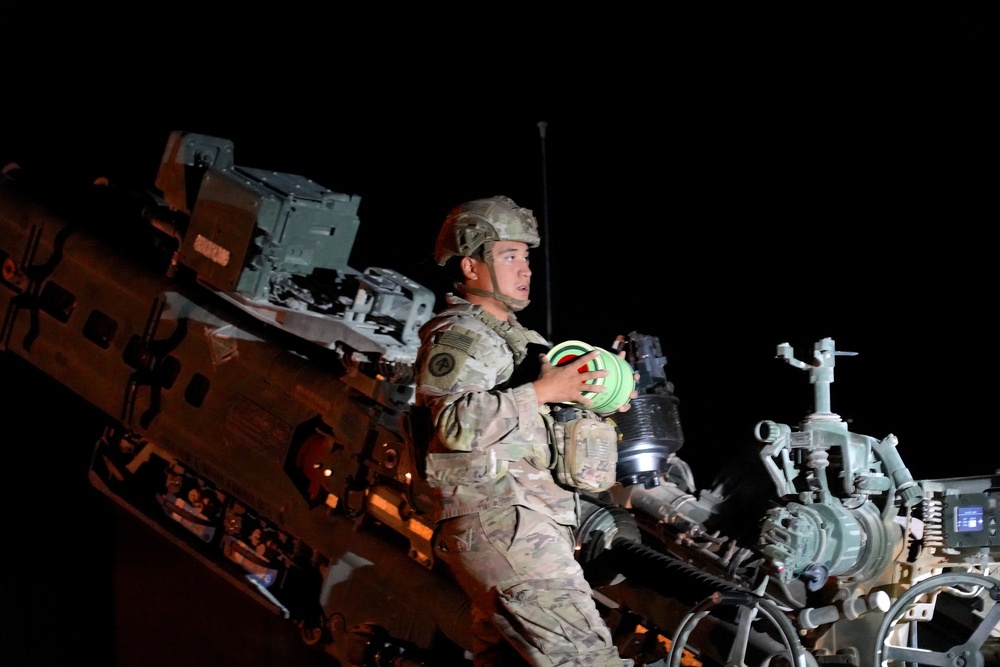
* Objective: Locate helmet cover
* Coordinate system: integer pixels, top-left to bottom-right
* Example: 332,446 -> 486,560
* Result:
434,195 -> 540,265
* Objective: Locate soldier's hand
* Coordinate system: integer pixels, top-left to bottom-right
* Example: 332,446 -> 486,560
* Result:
533,350 -> 609,407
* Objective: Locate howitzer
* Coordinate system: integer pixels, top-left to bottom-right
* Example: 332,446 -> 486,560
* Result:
1,132 -> 996,667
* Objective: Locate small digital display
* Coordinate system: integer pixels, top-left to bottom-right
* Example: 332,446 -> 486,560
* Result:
955,505 -> 984,533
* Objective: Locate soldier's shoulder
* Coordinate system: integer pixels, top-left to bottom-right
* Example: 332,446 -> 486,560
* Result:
418,315 -> 504,388
424,308 -> 498,340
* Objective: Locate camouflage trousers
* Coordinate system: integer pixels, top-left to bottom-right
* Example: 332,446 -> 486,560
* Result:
435,505 -> 623,667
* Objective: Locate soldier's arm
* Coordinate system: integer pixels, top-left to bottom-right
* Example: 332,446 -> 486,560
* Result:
415,326 -> 536,453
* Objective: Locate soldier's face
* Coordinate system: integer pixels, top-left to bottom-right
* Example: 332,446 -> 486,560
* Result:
475,241 -> 531,303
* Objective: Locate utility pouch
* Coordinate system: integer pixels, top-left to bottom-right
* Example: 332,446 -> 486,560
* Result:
545,409 -> 619,492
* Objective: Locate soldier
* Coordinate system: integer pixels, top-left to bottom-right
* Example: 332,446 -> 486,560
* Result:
414,196 -> 634,666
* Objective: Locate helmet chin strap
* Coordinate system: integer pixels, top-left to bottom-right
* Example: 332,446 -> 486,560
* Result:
456,245 -> 530,312
457,283 -> 530,312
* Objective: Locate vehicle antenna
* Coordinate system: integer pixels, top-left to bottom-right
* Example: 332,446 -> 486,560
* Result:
537,120 -> 552,341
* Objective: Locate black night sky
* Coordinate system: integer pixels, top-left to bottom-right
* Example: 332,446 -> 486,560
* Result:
2,6 -> 998,666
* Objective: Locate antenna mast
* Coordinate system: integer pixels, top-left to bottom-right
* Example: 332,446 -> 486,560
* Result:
537,121 -> 552,341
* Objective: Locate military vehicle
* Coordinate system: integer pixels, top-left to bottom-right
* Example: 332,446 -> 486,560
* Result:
1,131 -> 996,666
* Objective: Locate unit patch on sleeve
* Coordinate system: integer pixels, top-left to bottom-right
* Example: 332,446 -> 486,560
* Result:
429,352 -> 456,377
422,326 -> 480,389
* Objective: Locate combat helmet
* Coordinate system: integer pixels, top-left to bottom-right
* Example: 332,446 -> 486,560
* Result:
434,195 -> 539,311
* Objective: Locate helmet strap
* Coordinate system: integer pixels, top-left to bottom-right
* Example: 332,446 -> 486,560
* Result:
457,284 -> 530,312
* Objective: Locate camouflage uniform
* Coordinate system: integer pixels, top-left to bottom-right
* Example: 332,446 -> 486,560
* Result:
415,294 -> 622,667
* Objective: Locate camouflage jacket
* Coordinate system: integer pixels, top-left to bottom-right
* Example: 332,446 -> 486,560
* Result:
414,294 -> 579,525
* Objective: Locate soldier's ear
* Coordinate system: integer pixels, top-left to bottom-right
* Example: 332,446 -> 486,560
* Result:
461,256 -> 478,280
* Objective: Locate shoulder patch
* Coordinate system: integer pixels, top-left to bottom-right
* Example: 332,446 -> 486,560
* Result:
421,326 -> 481,390
438,328 -> 478,354
428,351 -> 456,378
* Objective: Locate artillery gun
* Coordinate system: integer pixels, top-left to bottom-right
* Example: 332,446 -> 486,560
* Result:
1,132 -> 996,666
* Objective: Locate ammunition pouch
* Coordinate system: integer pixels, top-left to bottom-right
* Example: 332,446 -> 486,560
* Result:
544,408 -> 619,492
